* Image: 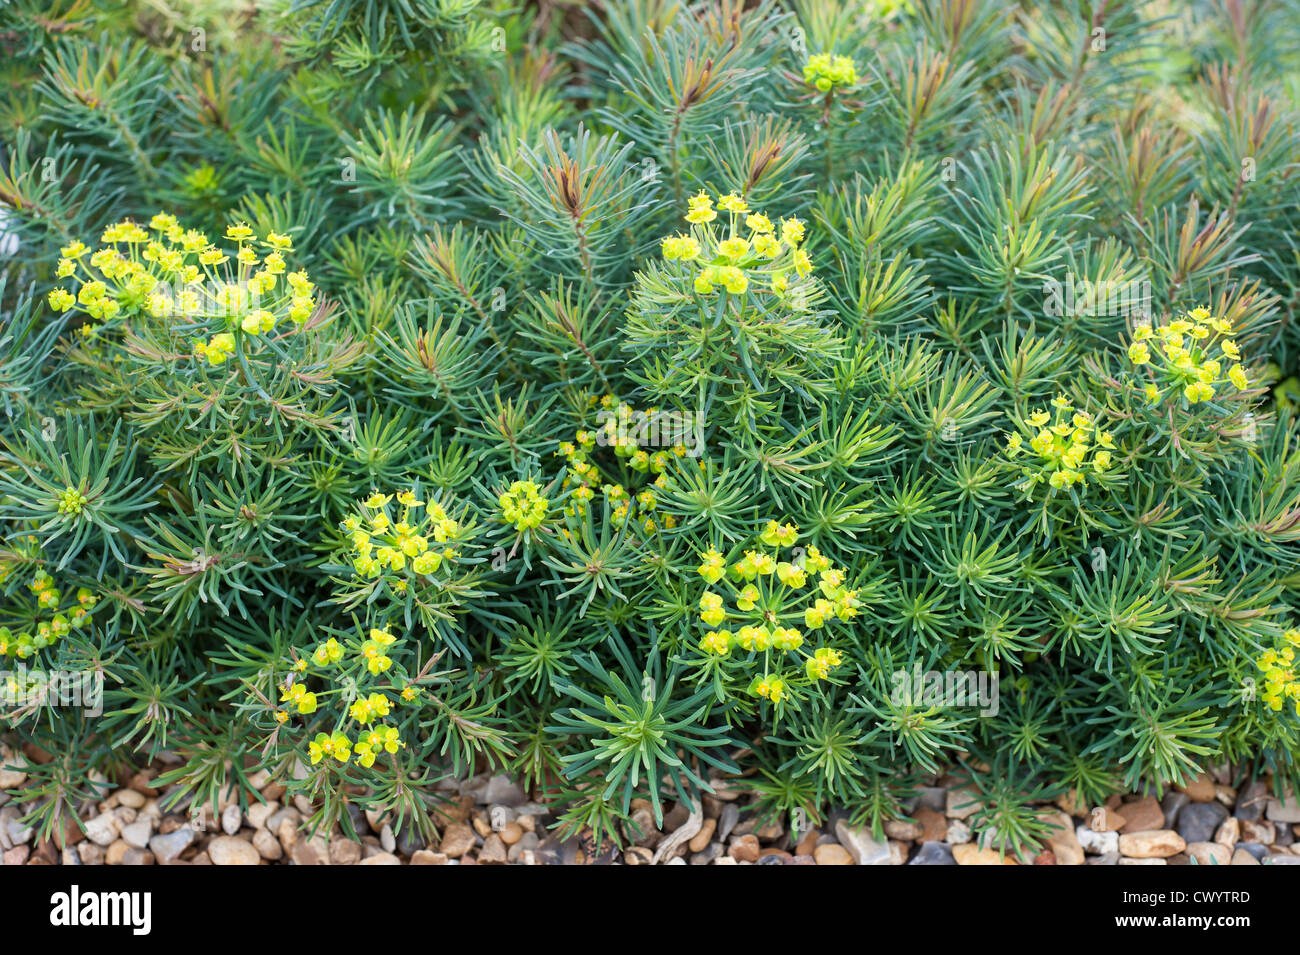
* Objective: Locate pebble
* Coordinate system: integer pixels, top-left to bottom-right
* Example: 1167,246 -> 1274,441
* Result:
945,819 -> 972,844
1177,802 -> 1227,843
1160,792 -> 1189,828
690,843 -> 721,865
3,845 -> 29,866
1240,820 -> 1274,844
120,819 -> 154,850
479,834 -> 508,864
358,852 -> 400,865
1055,789 -> 1087,816
5,816 -> 33,846
1214,817 -> 1239,847
105,840 -> 129,865
1118,829 -> 1186,858
953,844 -> 1017,865
834,819 -> 890,865
78,843 -> 104,865
718,803 -> 739,841
0,748 -> 26,789
148,827 -> 194,864
1041,811 -> 1083,865
498,821 -> 524,846
84,811 -> 120,847
507,832 -> 539,863
481,775 -> 527,808
330,838 -> 363,865
1187,842 -> 1230,866
208,835 -> 260,865
914,807 -> 947,842
221,805 -> 242,836
438,823 -> 476,858
728,834 -> 760,862
1119,857 -> 1166,865
1087,850 -> 1120,865
117,789 -> 146,810
1267,792 -> 1300,824
1117,797 -> 1164,833
411,850 -> 448,865
1234,781 -> 1268,821
883,819 -> 922,841
813,843 -> 854,865
917,787 -> 947,812
909,841 -> 956,865
1076,825 -> 1118,855
291,841 -> 322,865
1088,806 -> 1125,832
122,848 -> 154,865
247,801 -> 279,831
1178,773 -> 1217,802
945,785 -> 982,820
253,828 -> 282,861
688,818 -> 716,853
379,823 -> 396,854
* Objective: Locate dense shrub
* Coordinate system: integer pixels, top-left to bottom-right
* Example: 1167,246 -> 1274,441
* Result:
2,0 -> 1299,856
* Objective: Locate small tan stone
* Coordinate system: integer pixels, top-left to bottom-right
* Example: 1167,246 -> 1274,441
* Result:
410,850 -> 448,865
1214,817 -> 1239,848
116,789 -> 146,810
1117,797 -> 1164,833
208,835 -> 261,865
498,821 -> 523,846
329,838 -> 362,865
1041,810 -> 1084,866
1239,819 -> 1274,844
1178,773 -> 1216,803
105,840 -> 129,866
794,827 -> 819,856
1118,829 -> 1186,859
728,834 -> 760,863
813,843 -> 854,865
358,852 -> 400,865
1230,849 -> 1260,865
688,818 -> 716,853
253,828 -> 282,861
945,786 -> 982,820
883,819 -> 922,841
1187,841 -> 1230,866
478,834 -> 508,864
246,800 -> 279,831
437,823 -> 476,858
953,844 -> 1018,865
914,807 -> 947,843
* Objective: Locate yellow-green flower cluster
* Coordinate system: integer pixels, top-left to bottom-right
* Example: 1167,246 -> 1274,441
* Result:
344,490 -> 461,582
803,52 -> 858,92
694,521 -> 855,704
662,192 -> 813,300
0,572 -> 97,660
307,725 -> 404,767
277,625 -> 414,770
554,394 -> 685,533
1004,395 -> 1115,493
45,213 -> 317,364
1125,307 -> 1250,405
1257,628 -> 1300,716
499,480 -> 549,532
